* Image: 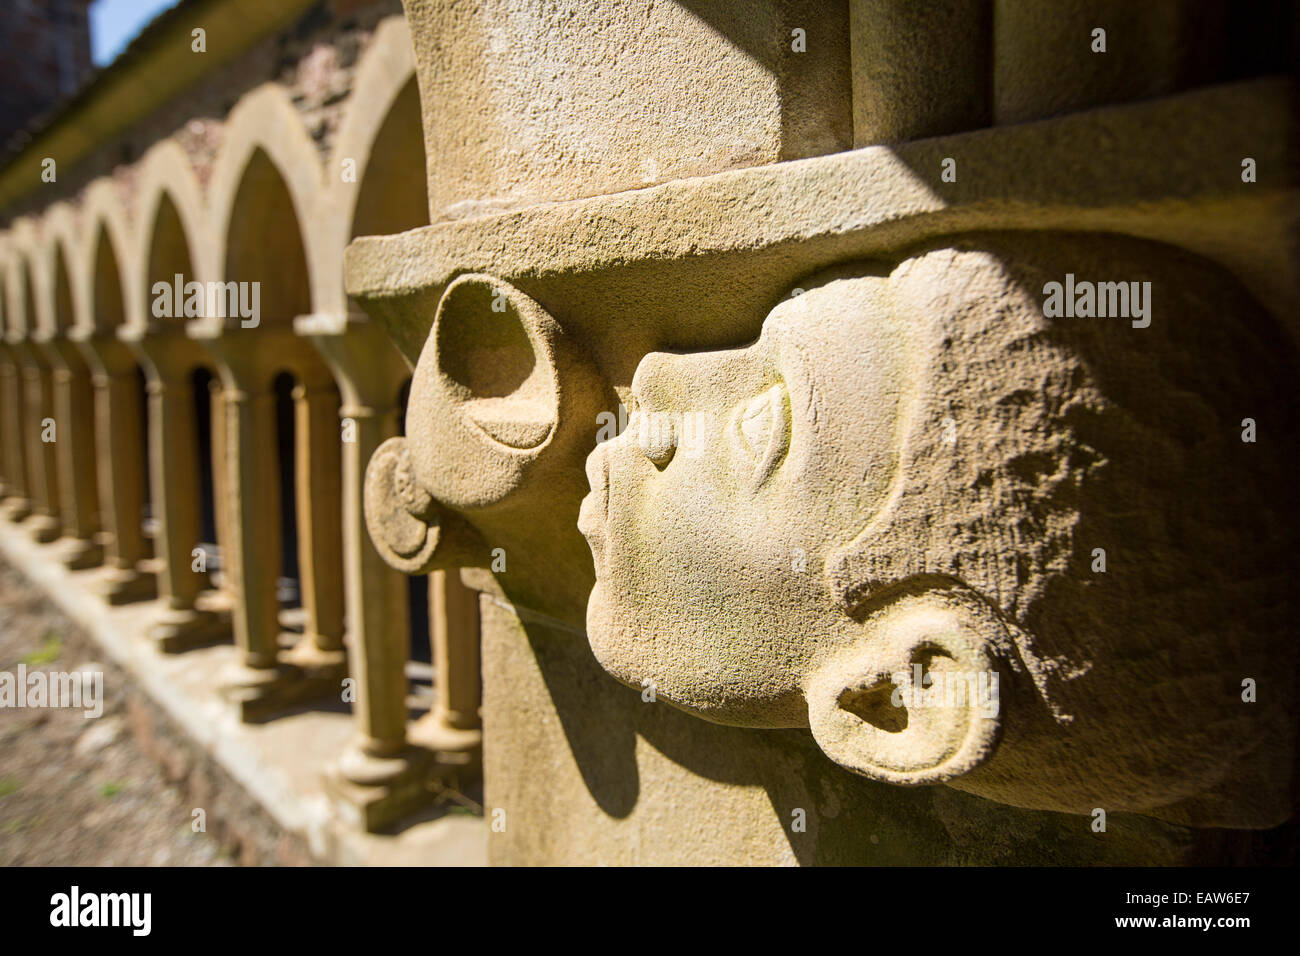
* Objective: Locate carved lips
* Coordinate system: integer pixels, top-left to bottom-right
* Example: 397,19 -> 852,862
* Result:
578,442 -> 610,575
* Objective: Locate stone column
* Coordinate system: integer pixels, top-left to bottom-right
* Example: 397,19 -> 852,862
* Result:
209,377 -> 232,595
301,313 -> 431,829
18,343 -> 61,543
130,332 -> 231,651
288,371 -> 344,660
338,399 -> 410,762
429,570 -> 481,733
77,333 -> 155,603
46,338 -> 102,568
221,374 -> 284,676
0,344 -> 32,521
193,320 -> 355,718
0,345 -> 10,502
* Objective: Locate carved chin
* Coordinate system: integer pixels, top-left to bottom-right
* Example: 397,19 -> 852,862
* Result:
584,583 -> 634,682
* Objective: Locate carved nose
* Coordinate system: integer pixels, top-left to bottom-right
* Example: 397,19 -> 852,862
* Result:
631,408 -> 677,467
629,352 -> 688,468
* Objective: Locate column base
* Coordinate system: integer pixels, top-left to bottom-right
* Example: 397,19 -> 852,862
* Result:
326,719 -> 483,833
282,635 -> 348,674
2,498 -> 32,522
61,536 -> 104,570
100,565 -> 158,605
27,514 -> 61,543
148,606 -> 231,653
326,745 -> 436,832
220,638 -> 348,722
218,660 -> 304,722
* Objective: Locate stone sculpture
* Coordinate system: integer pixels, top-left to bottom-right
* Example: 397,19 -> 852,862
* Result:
579,233 -> 1297,829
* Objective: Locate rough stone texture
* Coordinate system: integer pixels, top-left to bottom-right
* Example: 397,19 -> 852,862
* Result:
992,0 -> 1293,125
850,0 -> 991,145
404,0 -> 853,221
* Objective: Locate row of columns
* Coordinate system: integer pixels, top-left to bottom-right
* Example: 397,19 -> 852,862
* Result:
0,309 -> 482,829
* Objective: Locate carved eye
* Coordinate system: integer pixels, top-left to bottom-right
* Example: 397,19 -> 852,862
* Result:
731,383 -> 790,487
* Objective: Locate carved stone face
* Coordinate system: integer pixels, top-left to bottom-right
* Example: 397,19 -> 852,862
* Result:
579,236 -> 1298,827
581,268 -> 913,728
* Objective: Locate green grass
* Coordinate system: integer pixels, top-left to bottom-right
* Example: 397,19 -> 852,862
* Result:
20,634 -> 62,666
97,781 -> 126,799
0,777 -> 20,798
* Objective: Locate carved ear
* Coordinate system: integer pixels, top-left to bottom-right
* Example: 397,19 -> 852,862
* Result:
363,436 -> 484,574
807,597 -> 1005,785
364,437 -> 444,574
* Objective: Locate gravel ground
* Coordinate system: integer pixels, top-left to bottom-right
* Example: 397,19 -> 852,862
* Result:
0,560 -> 233,866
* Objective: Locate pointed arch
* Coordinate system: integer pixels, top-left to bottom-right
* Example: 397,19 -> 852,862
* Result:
42,203 -> 83,337
79,180 -> 138,336
208,84 -> 327,321
5,218 -> 44,340
87,221 -> 129,333
132,140 -> 213,333
333,15 -> 428,241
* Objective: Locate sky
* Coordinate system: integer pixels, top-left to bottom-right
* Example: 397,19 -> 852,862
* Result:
90,0 -> 183,67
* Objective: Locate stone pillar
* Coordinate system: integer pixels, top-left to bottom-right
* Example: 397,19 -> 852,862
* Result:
429,570 -> 481,733
45,338 -> 102,568
0,345 -> 10,501
301,312 -> 463,830
77,334 -> 155,603
197,326 -> 350,719
18,343 -> 61,542
288,372 -> 344,659
334,397 -> 416,811
0,344 -> 32,521
209,377 -> 232,594
406,568 -> 483,790
221,375 -> 283,675
130,332 -> 231,651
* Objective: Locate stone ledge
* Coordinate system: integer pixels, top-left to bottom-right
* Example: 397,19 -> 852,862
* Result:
347,77 -> 1296,369
0,521 -> 486,866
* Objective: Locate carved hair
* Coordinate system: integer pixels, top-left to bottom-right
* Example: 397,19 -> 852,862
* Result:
823,233 -> 1297,825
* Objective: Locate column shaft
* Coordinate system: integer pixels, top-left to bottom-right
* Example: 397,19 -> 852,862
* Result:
224,385 -> 283,668
22,353 -> 61,540
148,374 -> 203,610
210,380 -> 232,589
345,404 -> 410,753
94,367 -> 148,569
293,380 -> 344,652
50,346 -> 100,541
1,358 -> 31,513
431,570 -> 482,731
